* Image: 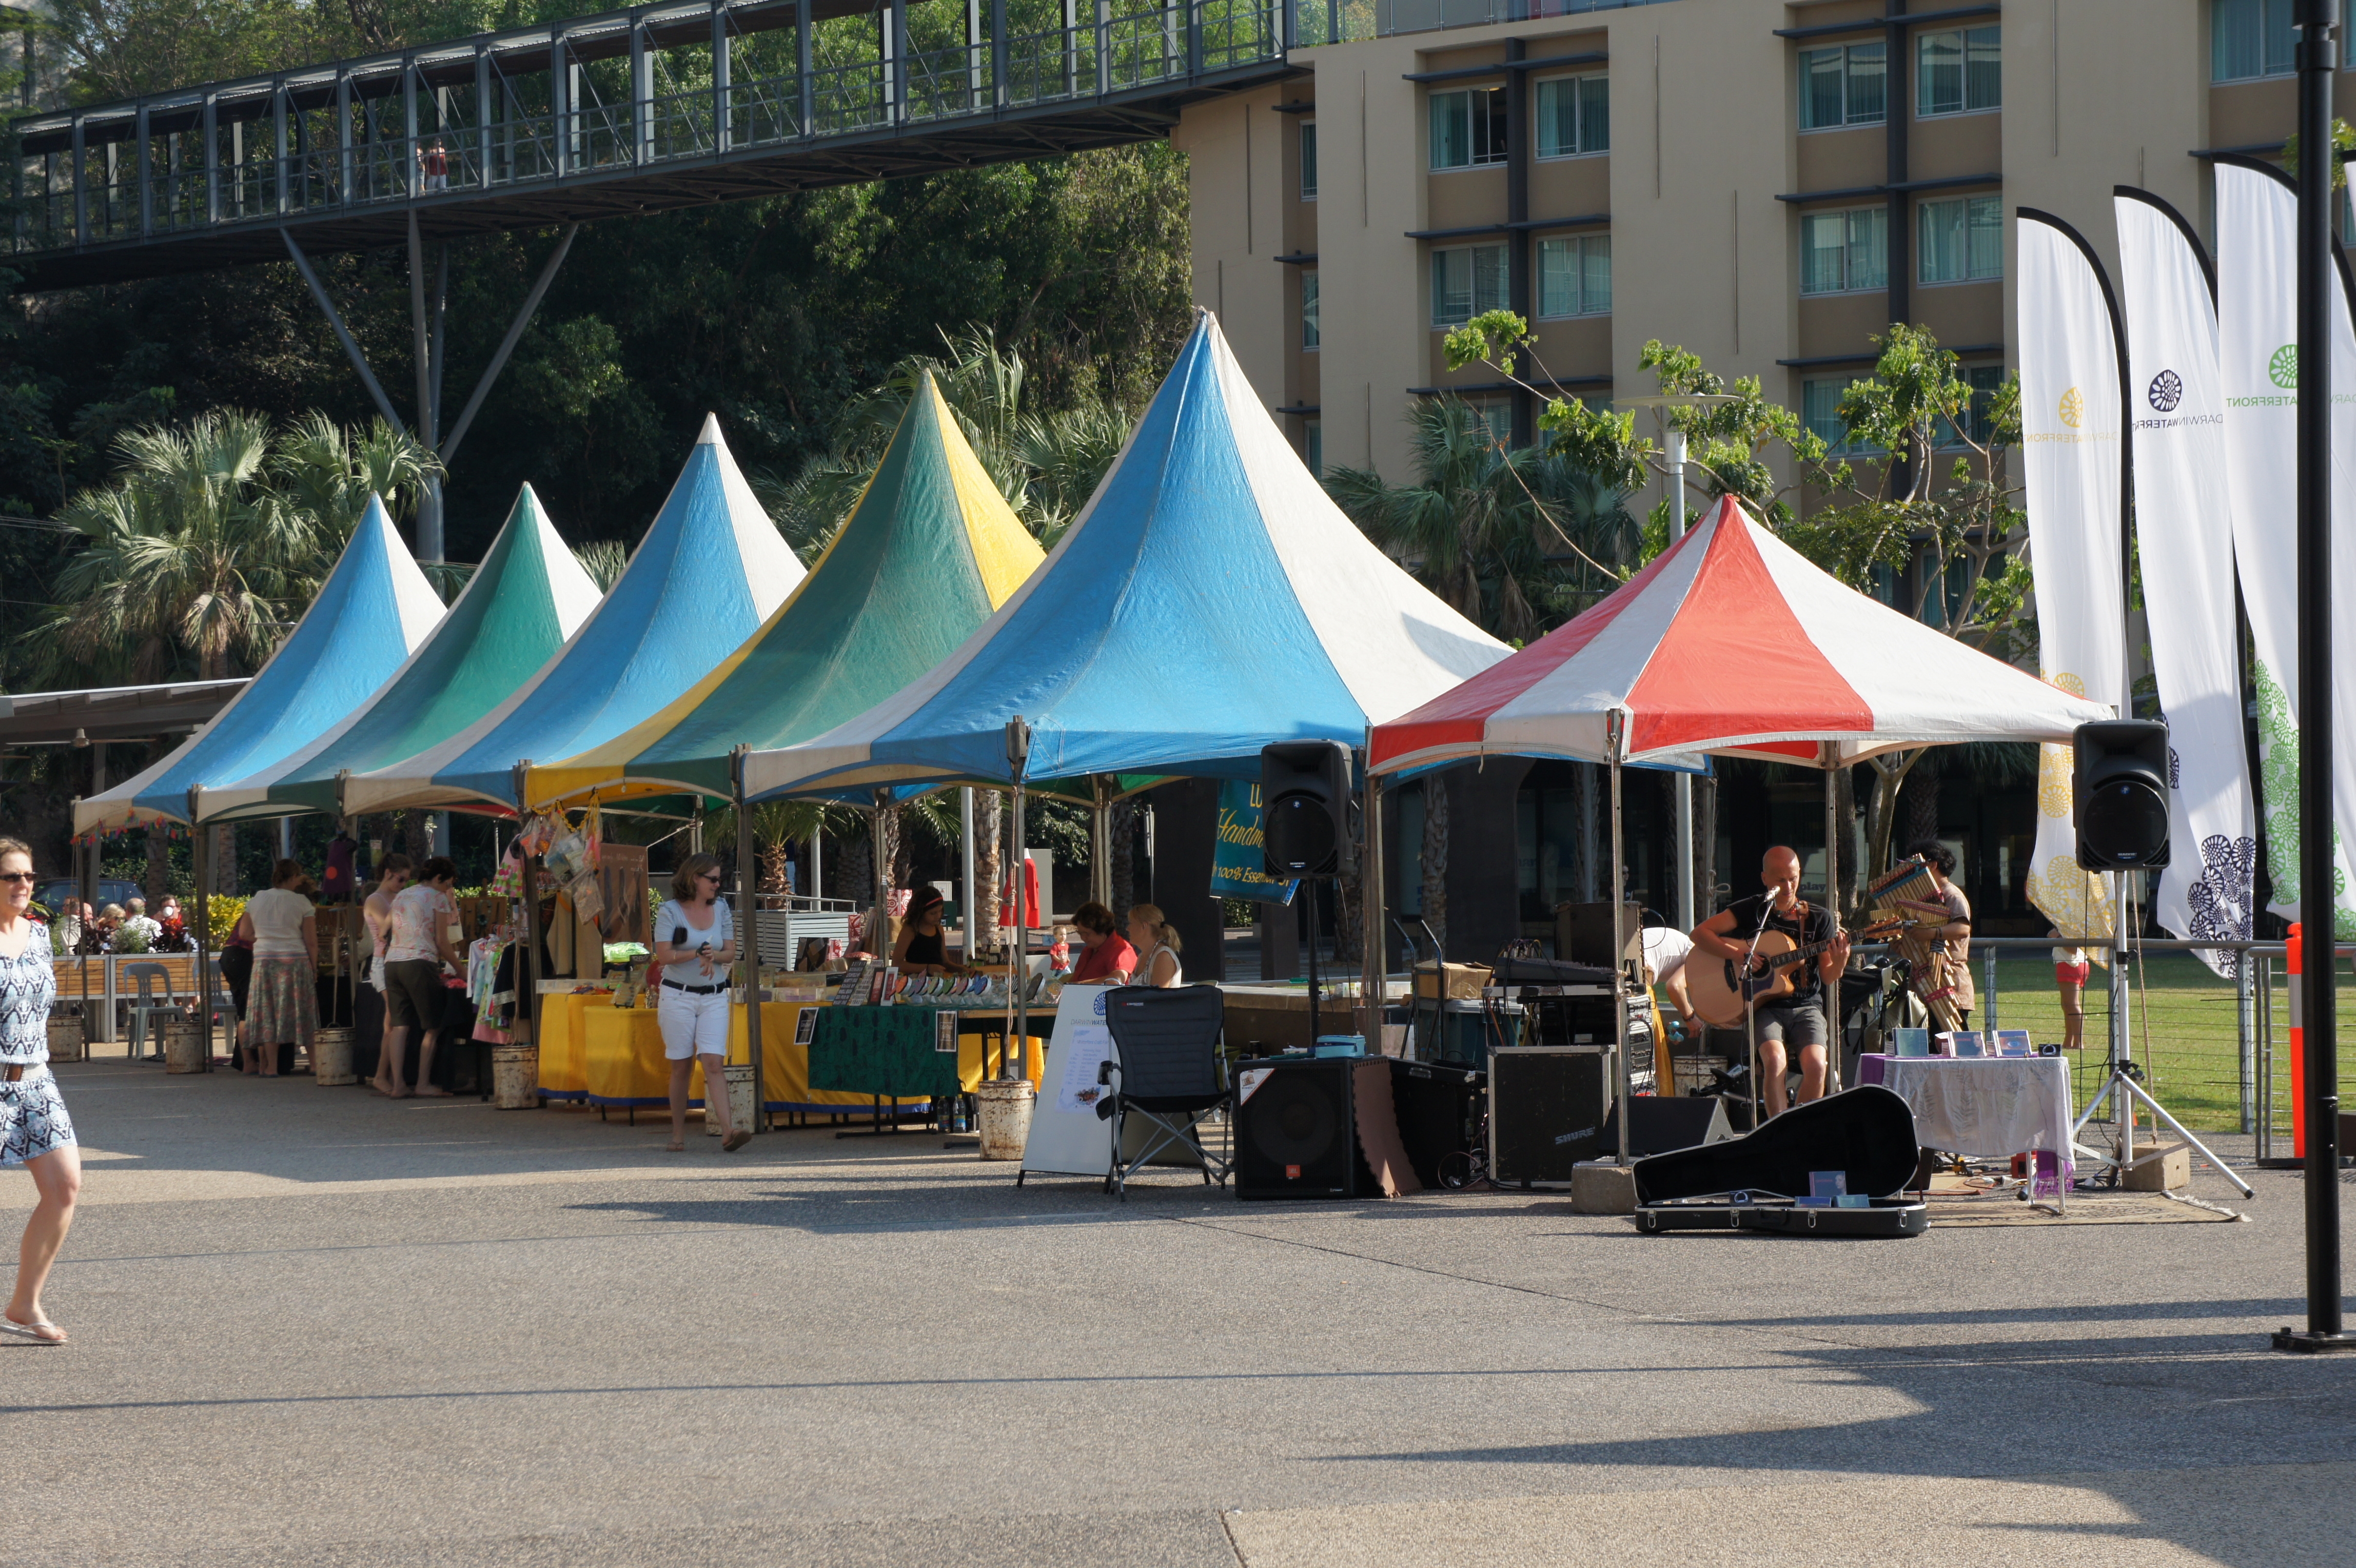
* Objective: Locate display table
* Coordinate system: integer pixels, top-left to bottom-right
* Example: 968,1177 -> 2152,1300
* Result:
1856,1053 -> 2075,1197
809,1005 -> 1047,1100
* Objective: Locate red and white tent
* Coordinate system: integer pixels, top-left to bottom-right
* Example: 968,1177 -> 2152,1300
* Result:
1369,496 -> 2112,775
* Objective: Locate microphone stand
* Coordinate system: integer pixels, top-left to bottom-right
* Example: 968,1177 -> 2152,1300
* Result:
1739,901 -> 1779,1129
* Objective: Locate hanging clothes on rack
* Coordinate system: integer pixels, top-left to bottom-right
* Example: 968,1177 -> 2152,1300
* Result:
468,934 -> 515,1044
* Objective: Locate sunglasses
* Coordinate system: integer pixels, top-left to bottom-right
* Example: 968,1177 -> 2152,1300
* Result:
0,871 -> 34,885
697,872 -> 721,883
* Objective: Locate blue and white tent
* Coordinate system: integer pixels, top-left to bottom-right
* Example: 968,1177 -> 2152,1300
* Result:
741,313 -> 1510,801
74,496 -> 446,834
346,416 -> 804,816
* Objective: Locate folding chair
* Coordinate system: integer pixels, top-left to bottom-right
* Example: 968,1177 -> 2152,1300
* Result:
1098,985 -> 1233,1200
122,963 -> 179,1061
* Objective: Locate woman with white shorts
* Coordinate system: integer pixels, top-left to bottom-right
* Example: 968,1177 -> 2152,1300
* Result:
655,854 -> 748,1153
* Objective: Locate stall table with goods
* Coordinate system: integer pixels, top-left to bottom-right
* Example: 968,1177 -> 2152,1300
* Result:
1855,1047 -> 2077,1204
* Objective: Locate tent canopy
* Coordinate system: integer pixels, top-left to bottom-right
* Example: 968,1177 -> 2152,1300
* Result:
524,374 -> 1045,809
742,312 -> 1510,801
345,415 -> 804,816
201,483 -> 602,822
74,495 -> 446,834
1368,495 -> 2114,776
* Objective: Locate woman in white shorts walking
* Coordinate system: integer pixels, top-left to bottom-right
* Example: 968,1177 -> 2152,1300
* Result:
655,854 -> 747,1153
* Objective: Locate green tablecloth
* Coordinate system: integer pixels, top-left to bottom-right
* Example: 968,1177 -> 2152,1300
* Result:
809,1006 -> 964,1098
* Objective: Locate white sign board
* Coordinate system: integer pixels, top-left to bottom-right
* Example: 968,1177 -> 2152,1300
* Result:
1017,984 -> 1118,1179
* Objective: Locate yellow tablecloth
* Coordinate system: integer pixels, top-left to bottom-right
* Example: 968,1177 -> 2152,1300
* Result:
535,990 -> 613,1099
570,998 -> 1046,1108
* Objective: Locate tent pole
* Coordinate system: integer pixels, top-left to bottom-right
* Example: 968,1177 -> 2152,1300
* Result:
1360,744 -> 1384,1045
512,762 -> 544,1050
189,787 -> 210,1071
959,786 -> 976,965
1823,744 -> 1841,1093
1090,776 -> 1111,909
1005,717 -> 1031,1084
734,747 -> 764,1136
1610,718 -> 1629,1167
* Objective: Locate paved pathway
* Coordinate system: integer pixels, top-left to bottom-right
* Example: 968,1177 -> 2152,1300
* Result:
3,1058 -> 2351,1566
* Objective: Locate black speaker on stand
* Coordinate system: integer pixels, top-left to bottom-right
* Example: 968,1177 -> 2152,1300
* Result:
1262,740 -> 1357,1046
2073,719 -> 2171,869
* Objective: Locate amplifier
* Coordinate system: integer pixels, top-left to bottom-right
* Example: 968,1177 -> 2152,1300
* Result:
1386,1057 -> 1485,1188
1489,1046 -> 1615,1187
1233,1057 -> 1373,1199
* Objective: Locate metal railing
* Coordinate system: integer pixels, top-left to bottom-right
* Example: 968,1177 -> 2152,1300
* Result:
1842,933 -> 2356,1148
9,0 -> 1284,266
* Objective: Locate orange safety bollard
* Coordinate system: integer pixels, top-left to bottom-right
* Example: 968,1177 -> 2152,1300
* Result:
2290,923 -> 2307,1159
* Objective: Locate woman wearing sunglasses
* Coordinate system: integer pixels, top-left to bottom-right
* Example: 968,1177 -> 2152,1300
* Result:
654,854 -> 748,1153
0,837 -> 79,1344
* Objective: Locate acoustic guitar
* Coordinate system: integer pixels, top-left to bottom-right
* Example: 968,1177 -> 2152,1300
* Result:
1685,917 -> 1891,1029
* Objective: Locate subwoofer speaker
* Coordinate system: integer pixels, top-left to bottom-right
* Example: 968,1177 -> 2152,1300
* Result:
1489,1046 -> 1614,1187
1234,1057 -> 1369,1199
1611,1094 -> 1737,1158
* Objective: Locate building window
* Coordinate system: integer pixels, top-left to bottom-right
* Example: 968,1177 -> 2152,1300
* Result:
2212,0 -> 2296,83
1917,26 -> 2000,116
1803,379 -> 1876,454
1300,121 -> 1318,201
1535,73 -> 1608,159
1430,86 -> 1508,171
1305,419 -> 1322,477
1431,243 -> 1508,326
1799,41 -> 1886,130
1469,398 -> 1512,446
1937,365 -> 2007,446
1537,233 -> 1610,317
1799,206 -> 1888,295
1918,194 -> 2002,284
1301,269 -> 1320,349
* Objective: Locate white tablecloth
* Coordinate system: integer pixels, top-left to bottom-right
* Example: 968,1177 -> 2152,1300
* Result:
1873,1056 -> 2076,1164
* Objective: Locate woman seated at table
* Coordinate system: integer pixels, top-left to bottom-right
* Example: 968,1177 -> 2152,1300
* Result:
891,886 -> 963,975
1066,901 -> 1135,984
1125,903 -> 1182,988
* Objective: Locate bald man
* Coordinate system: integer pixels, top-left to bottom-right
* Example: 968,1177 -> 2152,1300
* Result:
1692,846 -> 1850,1118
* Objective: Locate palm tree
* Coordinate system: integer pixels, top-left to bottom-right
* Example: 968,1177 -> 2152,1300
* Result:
31,410 -> 316,687
1324,397 -> 1637,645
572,540 -> 630,591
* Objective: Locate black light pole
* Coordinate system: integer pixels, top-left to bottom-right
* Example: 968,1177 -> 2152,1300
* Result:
2275,0 -> 2354,1354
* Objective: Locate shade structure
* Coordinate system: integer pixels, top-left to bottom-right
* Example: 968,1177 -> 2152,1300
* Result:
742,312 -> 1509,801
524,374 -> 1046,809
200,484 -> 603,822
1368,496 -> 2115,775
346,416 -> 804,816
73,496 -> 446,834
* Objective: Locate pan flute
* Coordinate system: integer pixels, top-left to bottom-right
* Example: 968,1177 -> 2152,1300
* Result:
1864,856 -> 1965,1032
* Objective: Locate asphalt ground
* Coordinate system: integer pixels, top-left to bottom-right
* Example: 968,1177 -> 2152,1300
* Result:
3,1056 -> 2352,1567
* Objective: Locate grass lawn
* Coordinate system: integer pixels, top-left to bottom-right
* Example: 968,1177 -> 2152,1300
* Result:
1971,948 -> 2356,1135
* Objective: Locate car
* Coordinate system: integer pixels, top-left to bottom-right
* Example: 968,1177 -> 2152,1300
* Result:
36,878 -> 146,915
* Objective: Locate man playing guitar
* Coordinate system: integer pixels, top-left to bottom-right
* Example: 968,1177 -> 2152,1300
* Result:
1691,846 -> 1849,1118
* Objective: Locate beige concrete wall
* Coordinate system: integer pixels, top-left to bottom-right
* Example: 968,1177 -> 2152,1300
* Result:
1173,0 -> 2289,494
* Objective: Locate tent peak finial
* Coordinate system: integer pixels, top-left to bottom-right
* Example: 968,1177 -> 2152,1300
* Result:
696,412 -> 725,447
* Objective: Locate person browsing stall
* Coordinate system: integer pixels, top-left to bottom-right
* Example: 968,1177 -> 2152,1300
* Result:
363,854 -> 413,1001
1640,921 -> 1698,1036
1066,901 -> 1135,984
891,887 -> 960,975
1692,846 -> 1849,1118
238,860 -> 318,1077
1124,903 -> 1183,988
377,857 -> 460,1098
654,854 -> 748,1154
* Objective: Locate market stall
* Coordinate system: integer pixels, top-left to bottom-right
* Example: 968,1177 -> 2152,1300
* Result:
1367,494 -> 2116,1159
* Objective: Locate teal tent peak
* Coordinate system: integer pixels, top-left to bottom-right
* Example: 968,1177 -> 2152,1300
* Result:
199,481 -> 602,821
73,493 -> 447,833
343,416 -> 805,815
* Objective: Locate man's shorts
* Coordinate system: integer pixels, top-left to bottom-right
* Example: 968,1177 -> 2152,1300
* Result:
1754,999 -> 1827,1049
384,958 -> 444,1032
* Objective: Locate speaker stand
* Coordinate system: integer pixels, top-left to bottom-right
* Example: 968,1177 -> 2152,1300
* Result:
1305,883 -> 1322,1044
2070,1054 -> 2254,1199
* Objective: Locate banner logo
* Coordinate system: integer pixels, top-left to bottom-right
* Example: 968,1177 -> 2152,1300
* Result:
2148,370 -> 2183,413
2270,344 -> 2299,389
2059,387 -> 2084,428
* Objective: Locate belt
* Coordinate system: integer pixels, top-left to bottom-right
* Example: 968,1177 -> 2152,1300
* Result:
2,1064 -> 26,1082
661,978 -> 726,995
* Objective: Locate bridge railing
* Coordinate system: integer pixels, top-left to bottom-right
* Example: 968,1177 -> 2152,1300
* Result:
8,0 -> 1281,261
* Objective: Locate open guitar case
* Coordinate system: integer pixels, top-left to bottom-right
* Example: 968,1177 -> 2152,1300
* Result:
1631,1084 -> 1929,1238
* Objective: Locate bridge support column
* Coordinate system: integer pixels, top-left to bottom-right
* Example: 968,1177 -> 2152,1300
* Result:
712,2 -> 732,153
797,0 -> 813,135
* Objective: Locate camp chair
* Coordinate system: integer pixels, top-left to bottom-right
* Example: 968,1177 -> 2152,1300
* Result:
1097,985 -> 1232,1200
122,963 -> 178,1061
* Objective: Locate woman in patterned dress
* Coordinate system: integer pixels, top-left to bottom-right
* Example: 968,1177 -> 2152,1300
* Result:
0,837 -> 80,1344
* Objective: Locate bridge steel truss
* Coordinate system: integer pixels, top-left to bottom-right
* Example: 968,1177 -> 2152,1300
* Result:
9,0 -> 1290,557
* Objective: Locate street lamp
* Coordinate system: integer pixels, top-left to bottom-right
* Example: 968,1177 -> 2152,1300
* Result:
1616,393 -> 1739,934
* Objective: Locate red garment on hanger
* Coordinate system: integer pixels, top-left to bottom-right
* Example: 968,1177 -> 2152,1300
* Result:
998,854 -> 1040,928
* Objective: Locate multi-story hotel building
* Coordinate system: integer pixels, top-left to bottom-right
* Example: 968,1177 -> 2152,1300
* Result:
1176,0 -> 2339,515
